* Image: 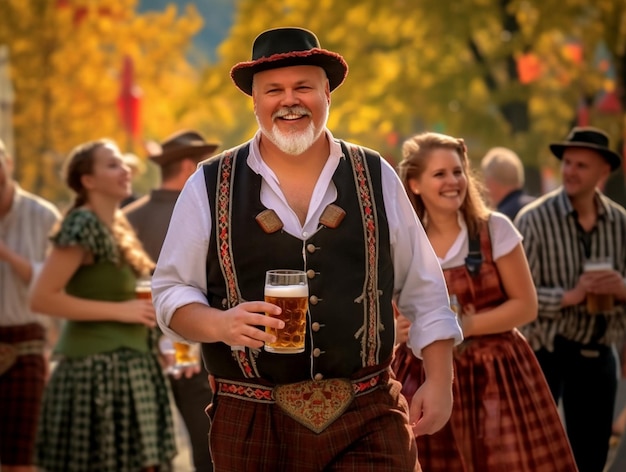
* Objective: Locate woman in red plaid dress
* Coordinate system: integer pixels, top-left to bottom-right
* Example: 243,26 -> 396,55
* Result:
394,132 -> 578,471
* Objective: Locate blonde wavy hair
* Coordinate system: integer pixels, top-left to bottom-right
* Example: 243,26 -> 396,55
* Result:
62,139 -> 154,276
397,132 -> 489,238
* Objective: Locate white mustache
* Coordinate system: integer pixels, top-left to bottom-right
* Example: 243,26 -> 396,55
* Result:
273,106 -> 311,119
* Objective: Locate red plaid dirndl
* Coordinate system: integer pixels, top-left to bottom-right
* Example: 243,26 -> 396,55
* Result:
392,221 -> 577,471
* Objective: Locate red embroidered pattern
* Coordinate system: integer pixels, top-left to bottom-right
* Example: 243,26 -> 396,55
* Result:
217,379 -> 274,403
216,150 -> 258,378
216,371 -> 384,403
352,372 -> 382,396
274,379 -> 355,433
348,145 -> 380,367
217,151 -> 238,307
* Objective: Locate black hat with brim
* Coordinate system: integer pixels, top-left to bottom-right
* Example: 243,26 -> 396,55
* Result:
230,27 -> 348,96
549,126 -> 622,171
147,130 -> 220,167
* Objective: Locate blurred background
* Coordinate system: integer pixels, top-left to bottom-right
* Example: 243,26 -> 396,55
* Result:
0,0 -> 624,209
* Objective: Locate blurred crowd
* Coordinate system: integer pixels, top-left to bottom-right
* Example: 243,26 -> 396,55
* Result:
1,26 -> 626,472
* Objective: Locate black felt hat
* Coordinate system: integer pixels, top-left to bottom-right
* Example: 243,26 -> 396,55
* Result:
549,126 -> 622,171
230,27 -> 348,96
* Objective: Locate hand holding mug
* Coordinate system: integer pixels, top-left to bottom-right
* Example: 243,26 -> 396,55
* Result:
583,258 -> 615,315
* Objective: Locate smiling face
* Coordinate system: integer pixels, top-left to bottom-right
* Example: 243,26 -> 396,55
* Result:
252,65 -> 330,156
80,142 -> 132,203
560,147 -> 611,201
410,148 -> 468,217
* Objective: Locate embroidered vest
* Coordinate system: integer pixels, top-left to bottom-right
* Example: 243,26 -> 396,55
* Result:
200,142 -> 394,383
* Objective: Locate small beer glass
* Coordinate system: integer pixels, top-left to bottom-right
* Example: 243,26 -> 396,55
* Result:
583,258 -> 614,315
264,269 -> 308,354
135,276 -> 152,301
158,337 -> 200,375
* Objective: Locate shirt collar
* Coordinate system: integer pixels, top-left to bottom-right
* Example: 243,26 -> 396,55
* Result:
557,186 -> 614,222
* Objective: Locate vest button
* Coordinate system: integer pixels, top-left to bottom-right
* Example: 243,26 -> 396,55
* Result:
306,269 -> 316,279
309,295 -> 319,305
306,244 -> 317,254
314,373 -> 324,381
221,298 -> 227,309
313,348 -> 321,357
311,322 -> 321,332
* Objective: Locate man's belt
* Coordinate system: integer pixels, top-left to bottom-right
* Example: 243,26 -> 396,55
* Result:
216,370 -> 388,433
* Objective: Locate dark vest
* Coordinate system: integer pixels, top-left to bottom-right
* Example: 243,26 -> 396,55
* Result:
201,141 -> 394,384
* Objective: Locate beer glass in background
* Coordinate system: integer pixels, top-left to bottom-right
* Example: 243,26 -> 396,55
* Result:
138,275 -> 200,373
172,341 -> 200,367
158,336 -> 200,375
135,276 -> 152,301
264,269 -> 308,354
584,257 -> 614,315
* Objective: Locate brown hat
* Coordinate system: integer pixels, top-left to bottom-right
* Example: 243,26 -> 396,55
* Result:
230,27 -> 348,96
147,130 -> 219,166
549,126 -> 622,171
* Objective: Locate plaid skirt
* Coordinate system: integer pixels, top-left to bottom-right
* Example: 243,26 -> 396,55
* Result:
392,330 -> 578,472
36,348 -> 177,472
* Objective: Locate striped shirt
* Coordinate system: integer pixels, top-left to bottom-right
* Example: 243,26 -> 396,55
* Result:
515,187 -> 626,350
0,185 -> 60,326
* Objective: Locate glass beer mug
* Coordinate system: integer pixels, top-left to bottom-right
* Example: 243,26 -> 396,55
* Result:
264,269 -> 309,354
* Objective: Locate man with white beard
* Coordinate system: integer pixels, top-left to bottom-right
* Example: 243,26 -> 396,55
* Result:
152,27 -> 462,472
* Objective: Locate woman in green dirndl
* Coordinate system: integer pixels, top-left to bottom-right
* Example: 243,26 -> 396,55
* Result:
31,139 -> 176,472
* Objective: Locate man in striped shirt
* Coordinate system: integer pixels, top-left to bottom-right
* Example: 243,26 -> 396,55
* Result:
0,139 -> 60,472
515,126 -> 626,472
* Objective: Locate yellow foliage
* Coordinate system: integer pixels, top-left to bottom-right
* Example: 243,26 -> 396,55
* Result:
200,0 -> 623,172
0,0 -> 624,204
0,0 -> 205,203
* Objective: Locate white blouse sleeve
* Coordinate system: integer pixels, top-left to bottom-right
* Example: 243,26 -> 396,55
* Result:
490,212 -> 523,260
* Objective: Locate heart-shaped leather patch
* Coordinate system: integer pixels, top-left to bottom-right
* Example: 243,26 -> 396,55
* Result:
274,379 -> 355,434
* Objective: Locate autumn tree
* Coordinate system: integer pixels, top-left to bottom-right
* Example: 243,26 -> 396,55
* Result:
203,0 -> 624,184
3,1 -> 622,203
0,0 -> 207,205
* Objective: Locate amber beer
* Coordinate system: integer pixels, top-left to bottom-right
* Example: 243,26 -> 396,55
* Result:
135,277 -> 152,301
173,342 -> 199,366
584,259 -> 614,315
264,270 -> 308,354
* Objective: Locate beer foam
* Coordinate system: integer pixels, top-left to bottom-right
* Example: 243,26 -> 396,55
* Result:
584,261 -> 612,271
265,284 -> 308,297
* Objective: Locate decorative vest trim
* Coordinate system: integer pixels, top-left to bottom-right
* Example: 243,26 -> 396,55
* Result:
200,141 -> 394,384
